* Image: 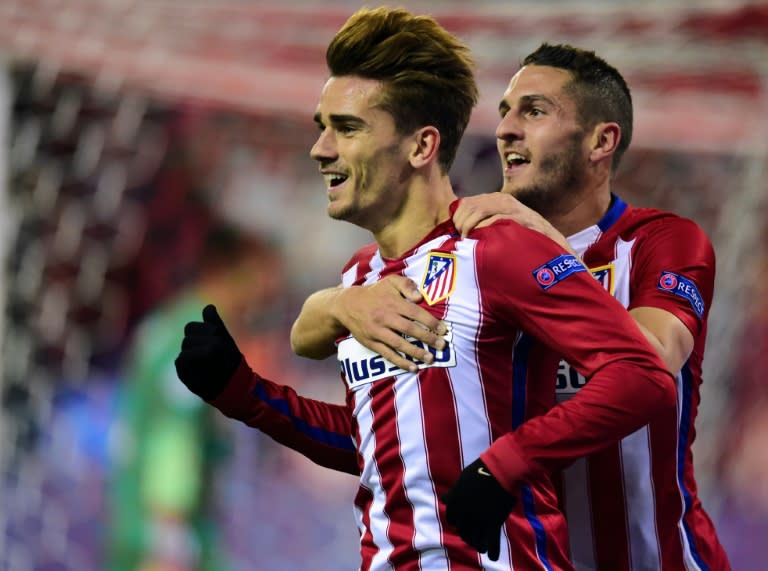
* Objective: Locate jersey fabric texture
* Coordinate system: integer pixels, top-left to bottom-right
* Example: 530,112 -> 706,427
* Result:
555,194 -> 731,571
208,200 -> 675,571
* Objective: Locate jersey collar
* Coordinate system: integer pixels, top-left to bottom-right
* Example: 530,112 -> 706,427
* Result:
566,193 -> 627,255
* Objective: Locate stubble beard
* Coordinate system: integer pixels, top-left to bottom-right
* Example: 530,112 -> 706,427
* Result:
504,136 -> 585,220
328,143 -> 406,232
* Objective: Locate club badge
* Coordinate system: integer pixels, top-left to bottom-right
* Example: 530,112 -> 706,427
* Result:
589,263 -> 615,295
420,252 -> 457,305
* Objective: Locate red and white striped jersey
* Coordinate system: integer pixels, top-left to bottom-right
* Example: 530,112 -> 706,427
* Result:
333,200 -> 675,570
556,195 -> 731,571
210,200 -> 676,571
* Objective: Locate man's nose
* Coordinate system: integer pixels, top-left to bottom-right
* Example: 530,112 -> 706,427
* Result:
496,113 -> 523,141
310,128 -> 337,162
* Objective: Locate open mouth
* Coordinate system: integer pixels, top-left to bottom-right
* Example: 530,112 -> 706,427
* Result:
505,151 -> 530,168
324,173 -> 349,188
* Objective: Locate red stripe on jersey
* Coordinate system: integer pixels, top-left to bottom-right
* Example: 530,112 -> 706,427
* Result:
356,484 -> 376,571
422,367 -> 486,570
369,377 -> 417,566
589,445 -> 631,568
521,340 -> 562,421
420,369 -> 462,507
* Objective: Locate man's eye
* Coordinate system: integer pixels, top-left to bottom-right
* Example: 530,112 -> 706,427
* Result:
528,108 -> 544,117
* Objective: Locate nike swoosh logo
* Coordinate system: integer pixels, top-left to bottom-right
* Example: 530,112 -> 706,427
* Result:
477,466 -> 492,477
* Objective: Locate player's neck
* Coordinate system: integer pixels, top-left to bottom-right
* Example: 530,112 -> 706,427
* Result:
374,176 -> 456,259
548,185 -> 613,238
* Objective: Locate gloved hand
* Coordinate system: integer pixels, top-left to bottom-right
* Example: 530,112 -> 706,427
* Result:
175,304 -> 243,401
442,458 -> 517,561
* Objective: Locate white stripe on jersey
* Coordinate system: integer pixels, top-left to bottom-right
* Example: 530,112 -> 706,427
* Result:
620,426 -> 661,571
342,263 -> 359,288
567,223 -> 603,253
438,238 -> 495,465
614,237 -> 664,571
610,238 -> 635,306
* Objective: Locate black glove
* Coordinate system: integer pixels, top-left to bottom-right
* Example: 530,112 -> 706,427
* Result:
175,304 -> 243,401
442,458 -> 517,561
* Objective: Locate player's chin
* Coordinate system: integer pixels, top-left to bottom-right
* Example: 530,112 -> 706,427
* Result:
327,201 -> 352,221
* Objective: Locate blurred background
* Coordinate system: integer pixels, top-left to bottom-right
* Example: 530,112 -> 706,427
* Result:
0,0 -> 766,569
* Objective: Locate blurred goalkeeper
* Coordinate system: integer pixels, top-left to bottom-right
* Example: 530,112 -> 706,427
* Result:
175,8 -> 680,571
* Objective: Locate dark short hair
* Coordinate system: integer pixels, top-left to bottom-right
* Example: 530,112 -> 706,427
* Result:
326,7 -> 478,172
524,43 -> 633,170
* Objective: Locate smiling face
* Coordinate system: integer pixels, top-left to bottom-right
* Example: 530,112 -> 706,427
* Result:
310,75 -> 414,232
496,65 -> 592,218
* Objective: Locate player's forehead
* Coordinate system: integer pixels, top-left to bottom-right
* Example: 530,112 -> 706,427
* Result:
501,65 -> 573,106
313,75 -> 388,124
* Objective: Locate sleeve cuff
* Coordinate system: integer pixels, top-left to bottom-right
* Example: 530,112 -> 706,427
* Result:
480,434 -> 533,495
208,357 -> 260,416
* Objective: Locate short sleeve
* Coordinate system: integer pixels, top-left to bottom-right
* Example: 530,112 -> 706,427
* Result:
628,217 -> 715,337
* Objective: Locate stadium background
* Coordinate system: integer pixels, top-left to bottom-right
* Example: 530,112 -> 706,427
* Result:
0,0 -> 766,569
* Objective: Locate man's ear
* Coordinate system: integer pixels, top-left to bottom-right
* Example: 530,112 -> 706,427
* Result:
409,126 -> 441,168
589,122 -> 621,165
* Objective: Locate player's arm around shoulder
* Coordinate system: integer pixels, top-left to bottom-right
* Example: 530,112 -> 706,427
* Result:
290,285 -> 350,359
290,278 -> 446,370
454,193 -> 575,254
290,243 -> 381,360
475,226 -> 677,486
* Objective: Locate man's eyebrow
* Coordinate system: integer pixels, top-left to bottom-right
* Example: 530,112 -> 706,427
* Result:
519,94 -> 556,107
314,113 -> 367,127
329,113 -> 367,127
498,94 -> 557,115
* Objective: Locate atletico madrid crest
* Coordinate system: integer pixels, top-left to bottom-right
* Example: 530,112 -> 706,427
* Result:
589,263 -> 615,295
420,252 -> 457,305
